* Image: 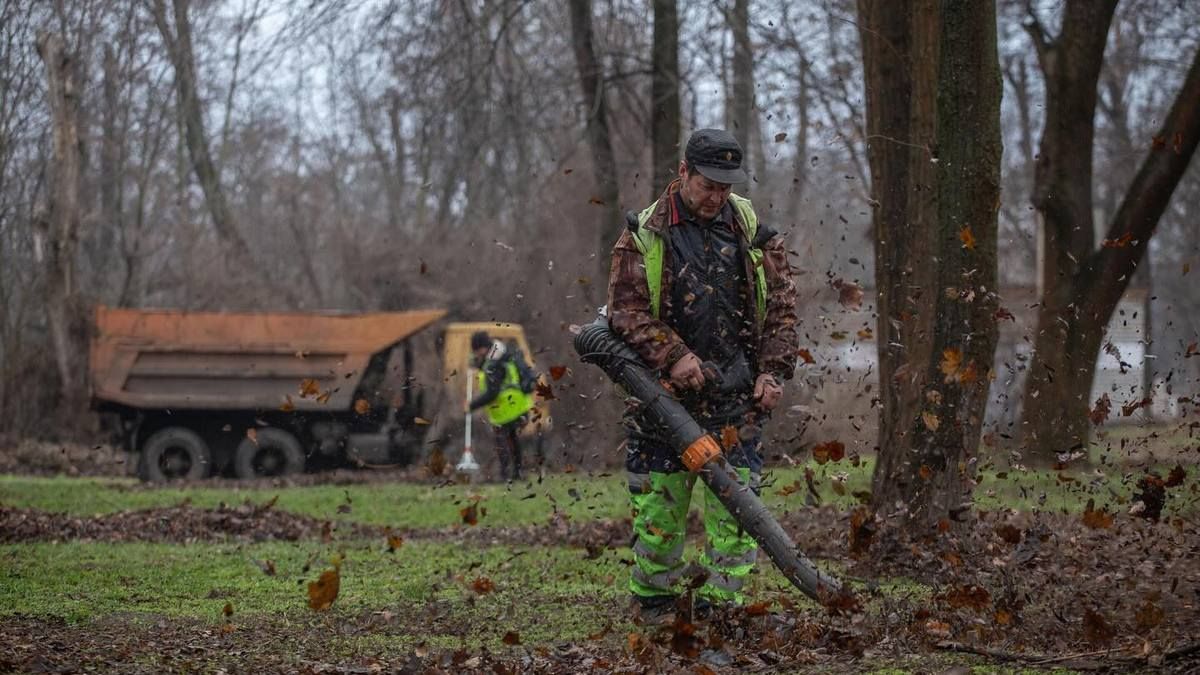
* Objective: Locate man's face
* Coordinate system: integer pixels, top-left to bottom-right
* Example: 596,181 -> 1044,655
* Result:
473,346 -> 489,363
678,161 -> 732,221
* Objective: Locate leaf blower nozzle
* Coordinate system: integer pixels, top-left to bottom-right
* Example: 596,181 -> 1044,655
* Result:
574,317 -> 847,606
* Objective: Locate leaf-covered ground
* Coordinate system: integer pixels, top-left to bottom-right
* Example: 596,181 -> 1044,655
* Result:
2,444 -> 1199,673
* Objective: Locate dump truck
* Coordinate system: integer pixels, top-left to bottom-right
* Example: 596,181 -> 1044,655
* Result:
90,306 -> 446,481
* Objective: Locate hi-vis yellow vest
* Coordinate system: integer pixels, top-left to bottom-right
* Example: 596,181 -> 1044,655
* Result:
477,360 -> 533,425
630,194 -> 767,326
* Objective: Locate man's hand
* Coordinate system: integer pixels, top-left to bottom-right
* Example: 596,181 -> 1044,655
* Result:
669,352 -> 705,391
753,373 -> 783,411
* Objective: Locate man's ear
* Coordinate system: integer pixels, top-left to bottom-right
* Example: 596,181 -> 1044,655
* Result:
677,160 -> 688,180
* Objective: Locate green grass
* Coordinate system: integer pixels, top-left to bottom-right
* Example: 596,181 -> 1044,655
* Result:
2,458 -> 1191,530
0,538 -> 631,636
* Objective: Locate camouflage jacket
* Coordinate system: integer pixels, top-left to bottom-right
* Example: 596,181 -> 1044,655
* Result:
606,180 -> 800,382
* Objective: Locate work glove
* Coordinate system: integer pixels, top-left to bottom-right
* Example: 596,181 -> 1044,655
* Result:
753,373 -> 783,411
669,352 -> 705,391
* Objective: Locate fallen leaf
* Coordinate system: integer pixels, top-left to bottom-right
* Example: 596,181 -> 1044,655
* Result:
1081,498 -> 1114,529
1134,598 -> 1165,632
994,608 -> 1013,625
959,226 -> 976,250
223,602 -> 234,618
1165,464 -> 1186,488
387,534 -> 403,552
939,585 -> 990,611
502,631 -> 521,645
472,577 -> 495,594
1082,607 -> 1115,646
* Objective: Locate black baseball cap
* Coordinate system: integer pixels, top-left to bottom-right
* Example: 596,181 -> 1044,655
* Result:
470,331 -> 491,350
684,128 -> 747,184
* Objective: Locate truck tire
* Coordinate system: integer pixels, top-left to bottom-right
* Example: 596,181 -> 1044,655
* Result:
138,427 -> 212,482
234,428 -> 305,479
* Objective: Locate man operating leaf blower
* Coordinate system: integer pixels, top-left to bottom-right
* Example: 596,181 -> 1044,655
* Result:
591,129 -> 843,621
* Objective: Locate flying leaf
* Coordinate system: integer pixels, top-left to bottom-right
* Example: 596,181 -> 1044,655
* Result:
307,555 -> 342,611
1164,464 -> 1186,488
1089,394 -> 1112,426
588,196 -> 606,205
994,307 -> 1016,322
1101,232 -> 1134,249
918,465 -> 933,480
940,348 -> 963,381
279,395 -> 296,412
354,399 -> 371,415
245,428 -> 258,445
549,365 -> 568,381
796,348 -> 815,365
833,279 -> 864,310
959,226 -> 976,250
413,416 -> 432,425
857,328 -> 873,340
460,502 -> 480,526
812,440 -> 845,464
774,132 -> 788,143
922,412 -> 940,431
720,425 -> 739,450
1185,342 -> 1199,358
535,381 -> 556,401
299,379 -> 320,397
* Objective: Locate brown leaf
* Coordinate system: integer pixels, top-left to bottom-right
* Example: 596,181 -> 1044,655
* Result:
307,556 -> 342,611
387,534 -> 404,552
994,608 -> 1013,626
856,328 -> 874,340
299,378 -> 320,397
994,307 -> 1016,322
1165,464 -> 1186,488
1101,232 -> 1134,249
918,465 -> 933,481
939,585 -> 990,611
549,365 -> 568,380
256,559 -> 277,576
1082,607 -> 1115,646
588,197 -> 605,205
958,226 -> 976,250
535,381 -> 556,401
994,524 -> 1022,545
1134,598 -> 1165,633
223,602 -> 234,618
776,480 -> 802,497
460,502 -> 480,526
922,412 -> 940,432
796,348 -> 815,365
744,602 -> 770,616
413,416 -> 431,425
316,390 -> 332,404
811,440 -> 844,464
1081,498 -> 1114,529
1121,397 -> 1151,417
774,132 -> 788,142
848,507 -> 874,557
720,425 -> 738,450
471,577 -> 495,594
939,348 -> 963,381
279,395 -> 296,412
833,278 -> 864,309
245,428 -> 258,445
353,399 -> 370,415
1089,394 -> 1112,426
426,447 -> 446,477
502,631 -> 521,645
1186,342 -> 1199,358
419,259 -> 427,275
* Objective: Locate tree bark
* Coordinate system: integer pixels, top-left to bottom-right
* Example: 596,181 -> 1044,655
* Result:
650,0 -> 680,198
568,0 -> 621,255
729,0 -> 754,190
35,31 -> 86,407
859,0 -> 1002,535
1021,1 -> 1200,457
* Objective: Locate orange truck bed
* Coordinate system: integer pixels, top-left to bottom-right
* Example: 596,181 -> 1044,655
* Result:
90,306 -> 446,412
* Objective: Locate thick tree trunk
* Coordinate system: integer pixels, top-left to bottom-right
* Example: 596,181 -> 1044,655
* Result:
567,0 -> 621,255
650,0 -> 680,198
35,31 -> 86,407
1021,2 -> 1200,456
859,0 -> 1001,535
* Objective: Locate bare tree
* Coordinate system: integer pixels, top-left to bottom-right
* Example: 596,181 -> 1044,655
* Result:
1019,0 -> 1200,456
568,0 -> 621,254
859,0 -> 1002,535
34,31 -> 86,408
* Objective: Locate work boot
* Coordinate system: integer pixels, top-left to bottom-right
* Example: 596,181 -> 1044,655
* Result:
633,595 -> 678,626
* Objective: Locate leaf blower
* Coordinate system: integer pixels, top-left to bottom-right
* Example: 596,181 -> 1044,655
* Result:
574,315 -> 846,606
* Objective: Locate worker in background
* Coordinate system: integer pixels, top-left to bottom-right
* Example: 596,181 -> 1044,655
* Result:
607,128 -> 799,619
467,330 -> 542,482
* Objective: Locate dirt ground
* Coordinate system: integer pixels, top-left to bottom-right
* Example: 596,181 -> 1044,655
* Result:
3,487 -> 1199,673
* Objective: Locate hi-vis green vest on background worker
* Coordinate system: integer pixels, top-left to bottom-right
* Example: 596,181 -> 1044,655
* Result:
476,360 -> 533,426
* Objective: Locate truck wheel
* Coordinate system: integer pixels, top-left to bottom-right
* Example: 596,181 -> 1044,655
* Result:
234,428 -> 305,479
138,427 -> 212,482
